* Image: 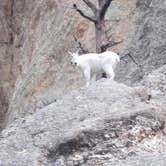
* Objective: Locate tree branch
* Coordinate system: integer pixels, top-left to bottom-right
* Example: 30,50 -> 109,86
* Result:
82,0 -> 97,14
101,40 -> 123,51
100,0 -> 113,19
73,4 -> 96,22
120,52 -> 145,78
124,53 -> 142,68
73,36 -> 89,53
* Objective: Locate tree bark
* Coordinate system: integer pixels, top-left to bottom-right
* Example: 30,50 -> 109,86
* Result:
73,0 -> 120,53
95,18 -> 109,53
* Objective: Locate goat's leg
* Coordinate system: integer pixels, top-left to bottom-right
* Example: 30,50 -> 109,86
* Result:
91,74 -> 96,83
83,67 -> 91,87
104,66 -> 115,80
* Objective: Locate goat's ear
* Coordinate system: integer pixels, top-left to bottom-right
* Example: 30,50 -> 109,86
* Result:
68,51 -> 73,56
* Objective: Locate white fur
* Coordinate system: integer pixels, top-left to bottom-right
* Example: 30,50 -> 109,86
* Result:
69,51 -> 120,86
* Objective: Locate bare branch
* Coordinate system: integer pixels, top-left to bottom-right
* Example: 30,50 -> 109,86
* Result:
82,0 -> 97,14
73,4 -> 96,22
100,0 -> 113,19
124,53 -> 142,68
101,40 -> 123,51
73,36 -> 89,53
120,52 -> 144,75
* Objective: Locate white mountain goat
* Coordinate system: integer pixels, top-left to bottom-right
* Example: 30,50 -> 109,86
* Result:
69,51 -> 120,86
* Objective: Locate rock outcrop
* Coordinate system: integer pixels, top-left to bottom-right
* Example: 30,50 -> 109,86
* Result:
0,65 -> 166,165
0,0 -> 165,125
117,0 -> 166,85
0,0 -> 144,125
0,0 -> 166,165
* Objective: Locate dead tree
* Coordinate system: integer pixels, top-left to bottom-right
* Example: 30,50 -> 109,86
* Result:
73,1 -> 144,75
73,0 -> 122,53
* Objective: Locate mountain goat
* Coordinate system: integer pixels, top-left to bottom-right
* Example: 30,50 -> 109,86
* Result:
69,51 -> 120,87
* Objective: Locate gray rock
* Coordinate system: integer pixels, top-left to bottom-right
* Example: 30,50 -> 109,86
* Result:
1,0 -> 166,126
0,65 -> 166,165
0,0 -> 166,165
116,0 -> 166,85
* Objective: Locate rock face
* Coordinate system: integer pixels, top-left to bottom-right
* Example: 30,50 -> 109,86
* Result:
0,0 -> 164,124
0,0 -> 12,127
0,0 -> 137,124
117,0 -> 166,84
0,65 -> 166,165
0,0 -> 166,165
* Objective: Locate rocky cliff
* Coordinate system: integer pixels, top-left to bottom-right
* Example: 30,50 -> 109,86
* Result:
0,65 -> 166,165
0,0 -> 165,125
0,0 -> 166,165
1,0 -> 138,125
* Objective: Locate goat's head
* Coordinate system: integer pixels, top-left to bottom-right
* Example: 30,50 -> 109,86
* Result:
68,50 -> 79,66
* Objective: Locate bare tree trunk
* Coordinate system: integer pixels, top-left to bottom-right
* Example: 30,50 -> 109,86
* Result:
72,0 -> 140,72
95,19 -> 108,53
73,0 -> 121,53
